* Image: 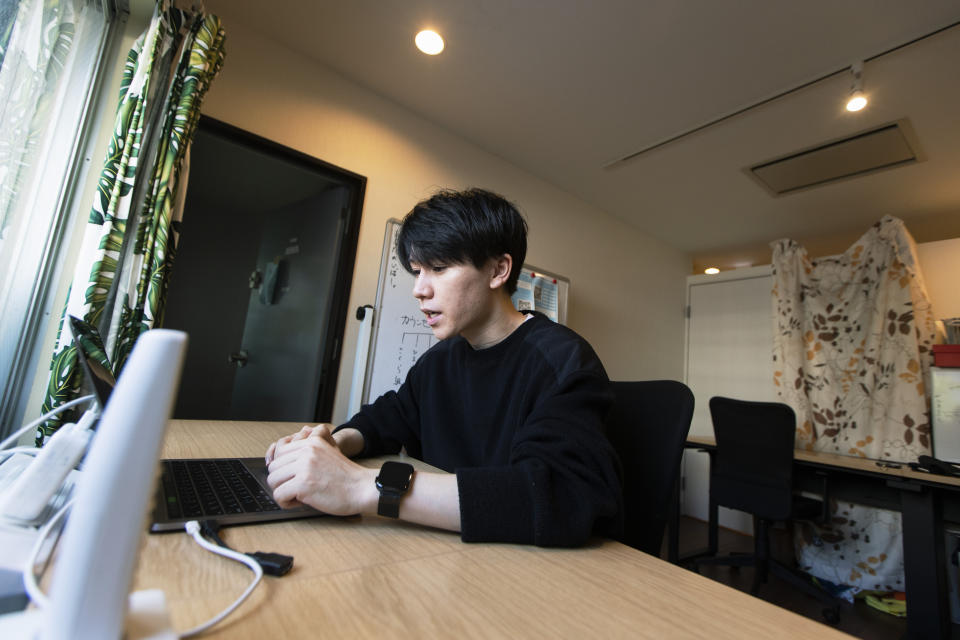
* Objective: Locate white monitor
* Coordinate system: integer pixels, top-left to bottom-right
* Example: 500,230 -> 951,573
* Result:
42,329 -> 187,639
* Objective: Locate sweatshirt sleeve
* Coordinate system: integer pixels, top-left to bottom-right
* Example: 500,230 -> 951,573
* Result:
335,363 -> 423,458
456,370 -> 623,547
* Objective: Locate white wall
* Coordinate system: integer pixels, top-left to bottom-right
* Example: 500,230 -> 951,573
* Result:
193,16 -> 690,424
917,238 -> 960,321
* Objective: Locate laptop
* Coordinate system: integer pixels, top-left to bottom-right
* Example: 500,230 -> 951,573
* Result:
68,316 -> 324,533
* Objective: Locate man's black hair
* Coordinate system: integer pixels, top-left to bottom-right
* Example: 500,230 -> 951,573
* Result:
397,188 -> 528,295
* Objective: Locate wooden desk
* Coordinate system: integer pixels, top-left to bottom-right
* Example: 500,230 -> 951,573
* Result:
686,435 -> 960,487
683,435 -> 960,640
132,420 -> 852,638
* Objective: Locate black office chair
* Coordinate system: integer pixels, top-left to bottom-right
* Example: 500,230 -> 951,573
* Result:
694,396 -> 842,623
605,380 -> 694,558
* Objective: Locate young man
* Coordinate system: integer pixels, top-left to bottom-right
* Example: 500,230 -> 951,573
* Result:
265,188 -> 621,546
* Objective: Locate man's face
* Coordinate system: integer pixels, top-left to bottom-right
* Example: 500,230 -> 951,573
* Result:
410,258 -> 500,344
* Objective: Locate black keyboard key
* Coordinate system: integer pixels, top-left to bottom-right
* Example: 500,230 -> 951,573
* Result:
164,458 -> 281,518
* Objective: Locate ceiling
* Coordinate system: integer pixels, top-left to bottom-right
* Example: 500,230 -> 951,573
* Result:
205,0 -> 960,271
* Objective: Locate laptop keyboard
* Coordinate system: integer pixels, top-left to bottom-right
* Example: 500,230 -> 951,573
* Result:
162,459 -> 281,519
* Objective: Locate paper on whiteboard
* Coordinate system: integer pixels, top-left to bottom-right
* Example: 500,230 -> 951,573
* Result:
512,270 -> 559,322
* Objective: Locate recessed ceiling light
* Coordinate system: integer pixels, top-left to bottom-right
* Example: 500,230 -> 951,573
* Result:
704,267 -> 720,275
415,30 -> 444,55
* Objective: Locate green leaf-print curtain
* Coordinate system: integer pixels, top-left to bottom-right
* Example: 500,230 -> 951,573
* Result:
38,1 -> 224,444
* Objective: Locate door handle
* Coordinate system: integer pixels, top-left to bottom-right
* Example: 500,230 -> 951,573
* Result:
228,350 -> 249,367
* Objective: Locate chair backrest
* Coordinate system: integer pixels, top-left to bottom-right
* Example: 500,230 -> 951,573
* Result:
605,380 -> 694,556
708,396 -> 797,521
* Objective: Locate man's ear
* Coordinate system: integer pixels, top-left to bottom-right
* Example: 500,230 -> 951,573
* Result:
488,254 -> 513,290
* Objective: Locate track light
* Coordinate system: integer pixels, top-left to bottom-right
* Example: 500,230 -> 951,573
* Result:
845,61 -> 867,112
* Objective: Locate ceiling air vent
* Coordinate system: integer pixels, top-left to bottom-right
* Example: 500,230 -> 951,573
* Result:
746,119 -> 923,196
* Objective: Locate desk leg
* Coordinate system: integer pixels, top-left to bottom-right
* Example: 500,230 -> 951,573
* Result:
707,495 -> 719,556
668,476 -> 680,563
706,451 -> 718,557
898,485 -> 949,640
676,448 -> 719,564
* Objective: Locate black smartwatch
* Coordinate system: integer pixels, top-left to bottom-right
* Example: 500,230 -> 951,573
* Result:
375,461 -> 415,518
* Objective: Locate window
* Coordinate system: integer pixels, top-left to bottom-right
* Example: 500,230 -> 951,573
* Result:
0,0 -> 118,437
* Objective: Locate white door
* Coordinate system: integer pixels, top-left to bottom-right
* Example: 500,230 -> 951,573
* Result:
683,266 -> 774,534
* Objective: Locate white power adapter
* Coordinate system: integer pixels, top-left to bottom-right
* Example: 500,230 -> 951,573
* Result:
0,589 -> 176,639
0,410 -> 97,524
125,589 -> 177,640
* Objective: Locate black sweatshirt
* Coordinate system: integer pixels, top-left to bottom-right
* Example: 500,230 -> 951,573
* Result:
339,312 -> 623,546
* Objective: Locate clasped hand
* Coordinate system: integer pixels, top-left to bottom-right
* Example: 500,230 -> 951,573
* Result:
265,424 -> 376,516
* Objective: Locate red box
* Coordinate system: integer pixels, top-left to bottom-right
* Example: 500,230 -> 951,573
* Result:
933,344 -> 960,367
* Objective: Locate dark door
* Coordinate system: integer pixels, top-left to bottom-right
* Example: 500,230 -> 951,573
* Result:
163,117 -> 364,422
229,188 -> 346,420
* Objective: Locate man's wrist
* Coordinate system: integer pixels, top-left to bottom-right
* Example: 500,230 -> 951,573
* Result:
357,467 -> 381,515
333,427 -> 365,458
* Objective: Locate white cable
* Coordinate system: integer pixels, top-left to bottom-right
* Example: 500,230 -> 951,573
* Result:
179,520 -> 264,638
0,446 -> 41,463
22,498 -> 75,609
0,394 -> 96,450
7,401 -> 97,606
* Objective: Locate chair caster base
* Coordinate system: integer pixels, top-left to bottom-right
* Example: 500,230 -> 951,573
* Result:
821,605 -> 841,626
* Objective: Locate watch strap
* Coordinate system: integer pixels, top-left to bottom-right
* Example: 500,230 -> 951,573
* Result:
377,490 -> 403,518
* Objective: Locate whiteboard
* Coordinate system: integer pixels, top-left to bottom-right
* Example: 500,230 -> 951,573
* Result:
361,219 -> 570,404
362,220 -> 438,404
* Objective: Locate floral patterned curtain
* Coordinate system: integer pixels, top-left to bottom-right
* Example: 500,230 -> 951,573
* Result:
37,1 -> 225,444
771,215 -> 936,594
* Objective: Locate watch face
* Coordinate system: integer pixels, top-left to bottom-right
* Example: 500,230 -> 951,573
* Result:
377,461 -> 414,491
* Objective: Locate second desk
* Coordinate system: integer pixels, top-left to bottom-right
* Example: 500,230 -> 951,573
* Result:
683,434 -> 959,640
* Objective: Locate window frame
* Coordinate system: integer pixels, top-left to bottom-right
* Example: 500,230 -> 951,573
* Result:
0,0 -> 129,439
